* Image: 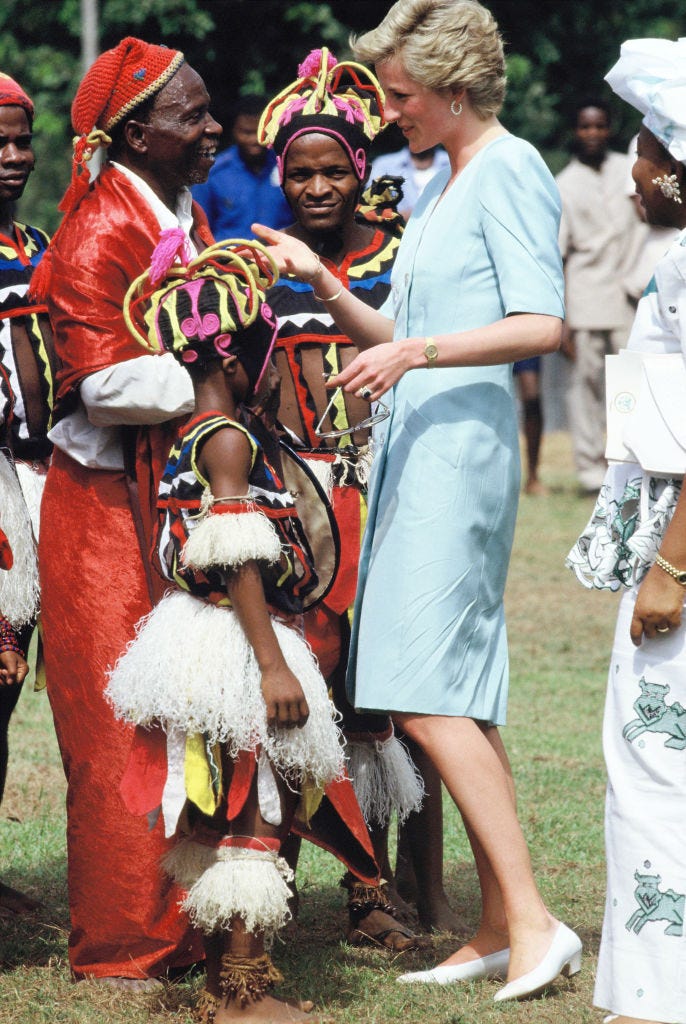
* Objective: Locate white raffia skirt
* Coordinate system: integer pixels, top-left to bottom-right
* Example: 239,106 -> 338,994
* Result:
106,588 -> 344,791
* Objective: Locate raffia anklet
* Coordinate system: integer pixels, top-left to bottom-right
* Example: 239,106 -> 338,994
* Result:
341,873 -> 394,921
192,988 -> 220,1024
218,952 -> 283,1007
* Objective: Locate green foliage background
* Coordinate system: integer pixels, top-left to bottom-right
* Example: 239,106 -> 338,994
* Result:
3,0 -> 684,232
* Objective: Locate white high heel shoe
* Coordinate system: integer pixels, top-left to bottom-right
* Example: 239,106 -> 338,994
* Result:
397,948 -> 510,985
492,922 -> 582,1002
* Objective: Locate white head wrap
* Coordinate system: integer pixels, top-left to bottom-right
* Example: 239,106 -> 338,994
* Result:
605,37 -> 686,163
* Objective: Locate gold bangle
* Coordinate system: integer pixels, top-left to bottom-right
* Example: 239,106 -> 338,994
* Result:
300,253 -> 322,283
313,284 -> 345,303
655,553 -> 686,586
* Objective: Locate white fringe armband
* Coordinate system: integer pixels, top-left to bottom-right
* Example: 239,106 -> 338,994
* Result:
347,732 -> 425,826
182,510 -> 282,570
168,843 -> 294,938
162,837 -> 217,891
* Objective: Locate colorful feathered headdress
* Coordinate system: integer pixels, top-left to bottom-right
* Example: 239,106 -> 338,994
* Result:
258,48 -> 386,181
124,230 -> 279,397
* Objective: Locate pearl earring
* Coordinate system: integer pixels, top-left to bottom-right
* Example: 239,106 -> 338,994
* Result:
450,99 -> 462,117
652,173 -> 682,204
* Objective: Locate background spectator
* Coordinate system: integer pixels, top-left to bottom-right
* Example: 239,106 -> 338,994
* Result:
556,98 -> 642,492
192,94 -> 291,238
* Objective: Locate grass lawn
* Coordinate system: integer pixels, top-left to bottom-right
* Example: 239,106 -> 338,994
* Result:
0,432 -> 619,1024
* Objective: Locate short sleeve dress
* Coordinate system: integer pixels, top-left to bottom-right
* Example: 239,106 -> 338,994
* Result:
347,134 -> 564,724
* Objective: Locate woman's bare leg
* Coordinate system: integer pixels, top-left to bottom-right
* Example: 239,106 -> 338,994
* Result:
393,712 -> 557,982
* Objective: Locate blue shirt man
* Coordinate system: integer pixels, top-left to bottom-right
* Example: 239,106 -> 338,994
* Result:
192,96 -> 291,238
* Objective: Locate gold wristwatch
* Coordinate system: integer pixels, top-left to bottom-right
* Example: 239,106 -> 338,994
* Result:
655,553 -> 686,586
423,336 -> 438,367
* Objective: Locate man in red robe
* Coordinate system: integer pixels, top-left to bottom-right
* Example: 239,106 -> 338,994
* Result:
33,38 -> 220,986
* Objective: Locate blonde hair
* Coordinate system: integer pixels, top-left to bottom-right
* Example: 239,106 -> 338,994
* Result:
353,0 -> 506,120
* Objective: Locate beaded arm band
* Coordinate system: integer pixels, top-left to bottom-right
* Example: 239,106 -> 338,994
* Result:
0,614 -> 23,656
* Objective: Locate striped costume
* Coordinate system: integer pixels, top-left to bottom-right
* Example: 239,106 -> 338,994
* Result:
269,225 -> 423,826
0,219 -> 55,698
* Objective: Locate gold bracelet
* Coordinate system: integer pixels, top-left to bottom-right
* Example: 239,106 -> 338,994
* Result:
313,284 -> 345,303
655,553 -> 686,586
300,253 -> 322,283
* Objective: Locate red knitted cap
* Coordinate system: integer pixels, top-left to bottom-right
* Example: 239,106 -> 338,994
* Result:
71,36 -> 184,135
0,72 -> 34,120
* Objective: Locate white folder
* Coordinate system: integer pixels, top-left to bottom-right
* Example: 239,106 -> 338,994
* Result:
605,350 -> 686,476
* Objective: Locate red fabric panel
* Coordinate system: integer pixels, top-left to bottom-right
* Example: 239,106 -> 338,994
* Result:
0,526 -> 13,570
120,726 -> 167,818
40,449 -> 202,978
322,483 -> 362,616
293,773 -> 379,887
304,602 -> 341,681
226,748 -> 256,822
303,482 -> 361,674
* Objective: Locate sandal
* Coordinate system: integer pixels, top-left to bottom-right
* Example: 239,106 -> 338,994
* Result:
341,875 -> 431,952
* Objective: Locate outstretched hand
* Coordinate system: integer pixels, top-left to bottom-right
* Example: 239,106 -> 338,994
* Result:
251,223 -> 320,282
329,339 -> 415,402
630,565 -> 684,645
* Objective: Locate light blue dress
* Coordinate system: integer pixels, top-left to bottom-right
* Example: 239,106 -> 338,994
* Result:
347,134 -> 564,724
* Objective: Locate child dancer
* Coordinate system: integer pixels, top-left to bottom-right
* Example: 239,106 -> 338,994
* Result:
107,234 -> 343,1024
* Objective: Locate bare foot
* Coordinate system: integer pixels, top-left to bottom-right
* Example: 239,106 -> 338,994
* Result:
524,479 -> 550,496
348,907 -> 432,951
393,850 -> 418,905
416,891 -> 462,934
214,992 -> 331,1022
91,976 -> 164,993
380,880 -> 418,926
0,881 -> 41,916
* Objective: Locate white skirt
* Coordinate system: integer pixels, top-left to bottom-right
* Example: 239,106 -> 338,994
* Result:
594,588 -> 686,1023
106,588 -> 344,791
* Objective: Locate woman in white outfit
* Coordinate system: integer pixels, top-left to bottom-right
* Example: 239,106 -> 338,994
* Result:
568,38 -> 686,1024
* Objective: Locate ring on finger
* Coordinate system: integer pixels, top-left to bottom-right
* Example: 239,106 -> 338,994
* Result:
357,386 -> 373,400
656,625 -> 671,634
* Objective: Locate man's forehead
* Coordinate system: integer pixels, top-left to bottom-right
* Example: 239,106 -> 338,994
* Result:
287,133 -> 352,166
153,64 -> 208,114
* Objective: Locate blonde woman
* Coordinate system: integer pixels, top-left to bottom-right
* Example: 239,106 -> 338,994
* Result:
254,0 -> 581,1002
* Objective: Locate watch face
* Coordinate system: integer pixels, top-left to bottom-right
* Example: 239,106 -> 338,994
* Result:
425,343 -> 438,361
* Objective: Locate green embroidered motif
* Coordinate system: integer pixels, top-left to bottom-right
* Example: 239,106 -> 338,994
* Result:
623,677 -> 686,749
627,871 -> 684,936
609,480 -> 640,586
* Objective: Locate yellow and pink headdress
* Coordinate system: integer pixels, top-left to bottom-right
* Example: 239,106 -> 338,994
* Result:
257,48 -> 386,182
124,230 -> 279,399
